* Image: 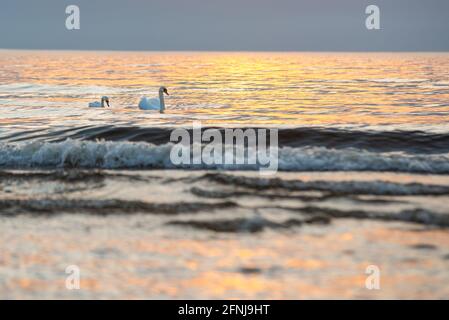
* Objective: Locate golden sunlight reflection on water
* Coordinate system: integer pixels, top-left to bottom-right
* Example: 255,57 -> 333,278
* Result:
0,51 -> 448,129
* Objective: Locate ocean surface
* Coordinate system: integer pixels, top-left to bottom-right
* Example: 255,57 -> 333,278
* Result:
1,51 -> 449,170
0,51 -> 448,299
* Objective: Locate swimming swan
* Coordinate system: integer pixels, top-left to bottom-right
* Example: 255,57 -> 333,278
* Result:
89,96 -> 110,108
138,87 -> 169,113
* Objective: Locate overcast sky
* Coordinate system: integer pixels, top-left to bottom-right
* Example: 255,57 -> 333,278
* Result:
1,0 -> 448,51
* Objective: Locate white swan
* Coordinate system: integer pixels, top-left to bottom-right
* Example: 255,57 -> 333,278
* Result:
139,87 -> 169,113
89,96 -> 110,108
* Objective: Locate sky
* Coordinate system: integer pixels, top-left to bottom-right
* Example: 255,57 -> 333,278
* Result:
0,0 -> 448,51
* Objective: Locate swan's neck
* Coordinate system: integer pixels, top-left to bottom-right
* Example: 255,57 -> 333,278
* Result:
159,91 -> 165,113
101,99 -> 105,108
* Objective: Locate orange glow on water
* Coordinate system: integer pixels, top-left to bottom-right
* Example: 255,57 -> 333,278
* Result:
1,50 -> 448,129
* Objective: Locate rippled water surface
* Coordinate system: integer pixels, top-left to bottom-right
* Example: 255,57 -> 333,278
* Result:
1,51 -> 449,299
1,50 -> 448,131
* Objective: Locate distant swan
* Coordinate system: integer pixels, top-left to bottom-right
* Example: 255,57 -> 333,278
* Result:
139,87 -> 169,113
89,96 -> 110,108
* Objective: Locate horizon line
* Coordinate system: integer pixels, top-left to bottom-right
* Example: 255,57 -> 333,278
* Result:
1,48 -> 449,54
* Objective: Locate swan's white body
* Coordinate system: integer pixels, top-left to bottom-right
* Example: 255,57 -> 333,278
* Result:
88,101 -> 103,108
138,97 -> 162,110
89,96 -> 110,108
139,87 -> 169,113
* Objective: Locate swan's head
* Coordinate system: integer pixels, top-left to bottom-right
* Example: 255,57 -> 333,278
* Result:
101,96 -> 110,107
159,86 -> 169,96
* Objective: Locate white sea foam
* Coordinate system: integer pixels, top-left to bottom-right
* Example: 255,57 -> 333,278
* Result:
0,139 -> 448,173
277,146 -> 449,173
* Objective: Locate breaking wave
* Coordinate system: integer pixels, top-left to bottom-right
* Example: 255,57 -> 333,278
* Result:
0,139 -> 449,173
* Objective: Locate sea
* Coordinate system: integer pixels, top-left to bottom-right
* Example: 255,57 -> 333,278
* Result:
0,50 -> 448,299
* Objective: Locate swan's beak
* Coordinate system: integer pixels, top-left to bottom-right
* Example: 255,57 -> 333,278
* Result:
106,100 -> 110,107
164,89 -> 169,96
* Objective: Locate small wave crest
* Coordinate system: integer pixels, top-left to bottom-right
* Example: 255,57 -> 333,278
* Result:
1,139 -> 449,173
198,173 -> 449,195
